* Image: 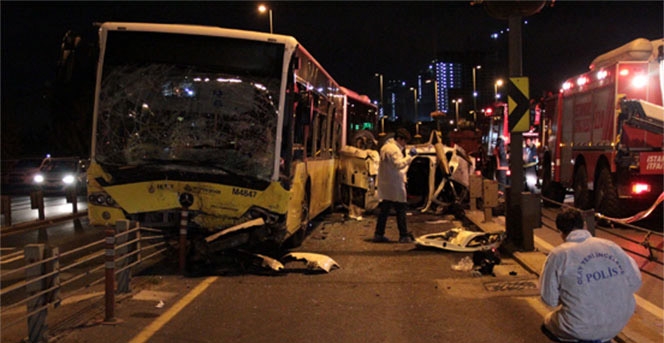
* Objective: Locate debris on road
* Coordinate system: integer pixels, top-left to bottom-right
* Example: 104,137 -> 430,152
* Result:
281,252 -> 340,273
414,227 -> 505,252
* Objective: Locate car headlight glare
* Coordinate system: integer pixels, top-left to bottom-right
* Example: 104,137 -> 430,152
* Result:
34,174 -> 44,183
63,175 -> 75,184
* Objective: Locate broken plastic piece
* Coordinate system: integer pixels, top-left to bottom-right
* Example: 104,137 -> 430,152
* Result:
451,256 -> 474,271
253,253 -> 285,271
281,252 -> 340,273
415,227 -> 505,252
205,218 -> 265,243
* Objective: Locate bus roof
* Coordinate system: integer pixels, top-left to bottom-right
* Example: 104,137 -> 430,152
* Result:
99,22 -> 300,49
340,86 -> 374,106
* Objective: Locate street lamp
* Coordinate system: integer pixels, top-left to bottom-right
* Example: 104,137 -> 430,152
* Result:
258,5 -> 273,34
409,87 -> 418,122
452,98 -> 462,129
472,65 -> 481,112
375,73 -> 384,116
494,79 -> 504,100
379,116 -> 386,137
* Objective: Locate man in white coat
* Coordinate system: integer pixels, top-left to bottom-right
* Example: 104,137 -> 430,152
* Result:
373,128 -> 417,243
540,208 -> 642,343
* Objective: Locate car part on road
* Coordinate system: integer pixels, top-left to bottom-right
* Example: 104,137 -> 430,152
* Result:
415,227 -> 505,252
281,252 -> 340,273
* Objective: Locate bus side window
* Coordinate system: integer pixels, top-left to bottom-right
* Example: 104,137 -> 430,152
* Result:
311,109 -> 321,158
293,90 -> 311,160
294,92 -> 310,144
331,106 -> 341,156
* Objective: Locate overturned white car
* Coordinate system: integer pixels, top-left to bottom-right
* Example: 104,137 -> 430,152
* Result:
339,130 -> 476,218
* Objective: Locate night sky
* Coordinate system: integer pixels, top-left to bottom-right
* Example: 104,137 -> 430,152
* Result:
1,1 -> 662,156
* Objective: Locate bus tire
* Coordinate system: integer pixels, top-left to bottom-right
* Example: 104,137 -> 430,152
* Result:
573,166 -> 591,210
594,166 -> 621,217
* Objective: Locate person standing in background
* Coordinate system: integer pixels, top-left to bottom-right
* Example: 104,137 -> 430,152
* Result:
494,136 -> 509,193
372,128 -> 417,243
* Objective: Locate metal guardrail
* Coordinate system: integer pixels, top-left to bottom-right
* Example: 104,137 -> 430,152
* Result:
1,190 -> 85,236
0,220 -> 168,342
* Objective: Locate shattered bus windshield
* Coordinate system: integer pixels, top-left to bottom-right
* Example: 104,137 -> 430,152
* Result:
95,31 -> 283,181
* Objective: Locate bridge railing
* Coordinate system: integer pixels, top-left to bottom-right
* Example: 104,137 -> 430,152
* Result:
0,220 -> 167,342
1,189 -> 85,235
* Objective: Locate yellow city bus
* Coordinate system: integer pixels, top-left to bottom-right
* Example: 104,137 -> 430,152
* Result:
87,22 -> 374,253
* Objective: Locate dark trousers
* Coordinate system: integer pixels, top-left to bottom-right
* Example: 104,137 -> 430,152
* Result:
375,200 -> 409,237
496,169 -> 508,192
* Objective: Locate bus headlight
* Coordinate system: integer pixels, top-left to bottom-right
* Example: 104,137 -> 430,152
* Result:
34,174 -> 44,183
89,192 -> 118,207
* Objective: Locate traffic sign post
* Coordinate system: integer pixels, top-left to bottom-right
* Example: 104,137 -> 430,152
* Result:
504,15 -> 534,252
508,77 -> 530,132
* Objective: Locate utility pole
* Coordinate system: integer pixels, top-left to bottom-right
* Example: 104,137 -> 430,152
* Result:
479,0 -> 548,252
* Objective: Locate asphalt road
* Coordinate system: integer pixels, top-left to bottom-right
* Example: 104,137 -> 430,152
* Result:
46,210 -> 551,343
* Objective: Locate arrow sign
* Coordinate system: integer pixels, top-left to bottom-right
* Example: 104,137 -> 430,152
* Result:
508,77 -> 530,132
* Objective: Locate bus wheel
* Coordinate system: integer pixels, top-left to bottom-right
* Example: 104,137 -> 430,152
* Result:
573,166 -> 591,210
594,167 -> 621,218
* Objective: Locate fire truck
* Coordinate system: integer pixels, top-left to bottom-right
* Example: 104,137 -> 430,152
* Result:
541,37 -> 664,219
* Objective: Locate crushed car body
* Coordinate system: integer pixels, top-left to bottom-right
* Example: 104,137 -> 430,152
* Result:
339,130 -> 476,218
415,227 -> 505,252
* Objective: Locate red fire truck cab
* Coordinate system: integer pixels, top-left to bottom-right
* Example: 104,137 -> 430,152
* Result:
541,37 -> 663,218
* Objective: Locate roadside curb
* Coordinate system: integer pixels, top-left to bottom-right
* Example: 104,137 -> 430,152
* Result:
464,209 -> 656,343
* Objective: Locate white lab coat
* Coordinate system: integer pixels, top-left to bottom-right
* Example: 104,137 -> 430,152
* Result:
540,229 -> 642,341
377,138 -> 414,203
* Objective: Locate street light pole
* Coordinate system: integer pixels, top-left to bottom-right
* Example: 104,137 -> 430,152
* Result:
494,79 -> 504,100
453,98 -> 462,129
410,87 -> 418,122
258,5 -> 273,34
472,65 -> 481,112
375,73 -> 384,115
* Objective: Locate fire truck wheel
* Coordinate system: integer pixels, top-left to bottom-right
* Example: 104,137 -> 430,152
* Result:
594,167 -> 621,217
542,182 -> 565,207
573,166 -> 591,210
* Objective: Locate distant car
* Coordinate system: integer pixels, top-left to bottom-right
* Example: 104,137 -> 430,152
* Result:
1,159 -> 18,187
3,157 -> 46,191
32,157 -> 87,194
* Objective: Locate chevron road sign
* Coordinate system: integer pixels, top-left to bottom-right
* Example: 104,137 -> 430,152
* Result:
508,77 -> 530,132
